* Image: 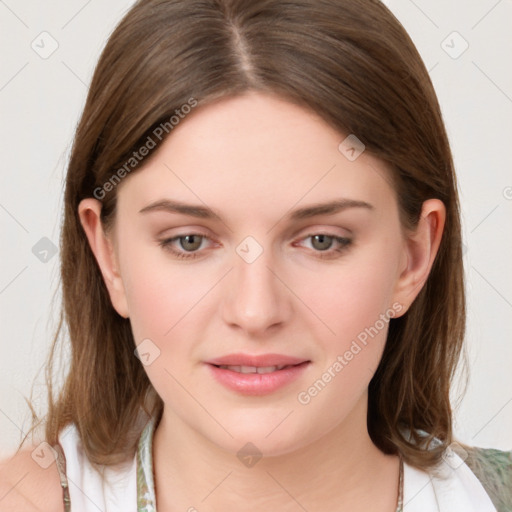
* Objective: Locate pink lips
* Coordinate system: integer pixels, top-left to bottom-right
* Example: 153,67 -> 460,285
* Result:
205,353 -> 310,396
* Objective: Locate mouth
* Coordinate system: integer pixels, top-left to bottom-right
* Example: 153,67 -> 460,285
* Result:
206,352 -> 309,367
205,355 -> 311,395
213,364 -> 296,374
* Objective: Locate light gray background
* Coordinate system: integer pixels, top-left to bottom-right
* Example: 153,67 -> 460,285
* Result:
0,0 -> 511,457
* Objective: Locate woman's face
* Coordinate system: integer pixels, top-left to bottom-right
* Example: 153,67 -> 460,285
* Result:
104,92 -> 414,455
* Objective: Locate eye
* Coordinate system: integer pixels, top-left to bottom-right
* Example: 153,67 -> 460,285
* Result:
159,233 -> 213,259
159,232 -> 352,261
297,233 -> 352,259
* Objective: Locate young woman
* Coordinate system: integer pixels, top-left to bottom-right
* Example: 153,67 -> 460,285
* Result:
1,0 -> 510,510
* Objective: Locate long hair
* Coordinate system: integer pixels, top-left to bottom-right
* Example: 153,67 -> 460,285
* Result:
29,0 -> 465,468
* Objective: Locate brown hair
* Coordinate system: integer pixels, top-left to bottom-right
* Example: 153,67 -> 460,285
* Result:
28,0 -> 465,469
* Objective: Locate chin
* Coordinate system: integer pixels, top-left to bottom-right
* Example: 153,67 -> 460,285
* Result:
205,412 -> 316,458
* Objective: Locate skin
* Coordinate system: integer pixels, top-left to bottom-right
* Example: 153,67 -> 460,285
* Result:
79,91 -> 445,511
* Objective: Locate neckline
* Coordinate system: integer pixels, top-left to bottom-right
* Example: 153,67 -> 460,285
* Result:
136,416 -> 405,512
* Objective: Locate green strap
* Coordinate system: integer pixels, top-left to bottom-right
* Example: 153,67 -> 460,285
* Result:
464,447 -> 512,512
136,417 -> 158,511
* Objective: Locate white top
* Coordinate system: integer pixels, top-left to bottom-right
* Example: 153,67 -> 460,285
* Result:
57,420 -> 497,512
58,424 -> 138,511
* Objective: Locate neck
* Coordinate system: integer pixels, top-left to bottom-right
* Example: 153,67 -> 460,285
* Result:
152,394 -> 400,512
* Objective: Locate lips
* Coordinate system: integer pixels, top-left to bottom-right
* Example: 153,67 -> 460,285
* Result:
206,353 -> 308,367
205,353 -> 311,395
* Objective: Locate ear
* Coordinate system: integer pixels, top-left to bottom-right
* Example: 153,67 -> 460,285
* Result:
392,199 -> 446,316
78,198 -> 129,318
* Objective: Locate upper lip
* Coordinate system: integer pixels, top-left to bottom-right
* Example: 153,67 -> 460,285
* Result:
206,353 -> 309,367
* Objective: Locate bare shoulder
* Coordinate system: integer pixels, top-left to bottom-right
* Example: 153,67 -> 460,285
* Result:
0,447 -> 64,512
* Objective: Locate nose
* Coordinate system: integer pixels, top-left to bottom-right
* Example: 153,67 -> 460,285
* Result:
221,243 -> 292,336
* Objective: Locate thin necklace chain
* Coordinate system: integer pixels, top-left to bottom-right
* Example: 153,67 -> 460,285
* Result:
396,454 -> 404,512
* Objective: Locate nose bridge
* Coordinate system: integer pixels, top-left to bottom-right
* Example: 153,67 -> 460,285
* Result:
222,236 -> 290,333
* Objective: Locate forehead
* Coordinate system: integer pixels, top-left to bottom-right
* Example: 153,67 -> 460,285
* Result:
116,92 -> 397,222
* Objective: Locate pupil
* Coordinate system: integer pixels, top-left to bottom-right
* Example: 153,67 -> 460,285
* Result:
313,234 -> 332,251
182,235 -> 201,251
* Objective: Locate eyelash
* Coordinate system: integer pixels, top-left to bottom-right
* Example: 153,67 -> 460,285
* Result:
158,232 -> 352,260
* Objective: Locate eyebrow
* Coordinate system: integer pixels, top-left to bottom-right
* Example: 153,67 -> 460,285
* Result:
139,198 -> 374,221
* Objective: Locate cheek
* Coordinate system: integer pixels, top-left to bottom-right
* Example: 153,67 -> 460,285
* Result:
292,246 -> 401,401
299,250 -> 400,344
123,267 -> 175,344
118,237 -> 214,343
121,254 -> 210,399
294,271 -> 395,426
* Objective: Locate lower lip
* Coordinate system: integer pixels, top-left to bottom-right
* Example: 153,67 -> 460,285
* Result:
206,362 -> 310,396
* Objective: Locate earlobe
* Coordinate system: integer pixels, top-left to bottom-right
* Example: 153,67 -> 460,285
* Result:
392,199 -> 446,315
78,198 -> 130,318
